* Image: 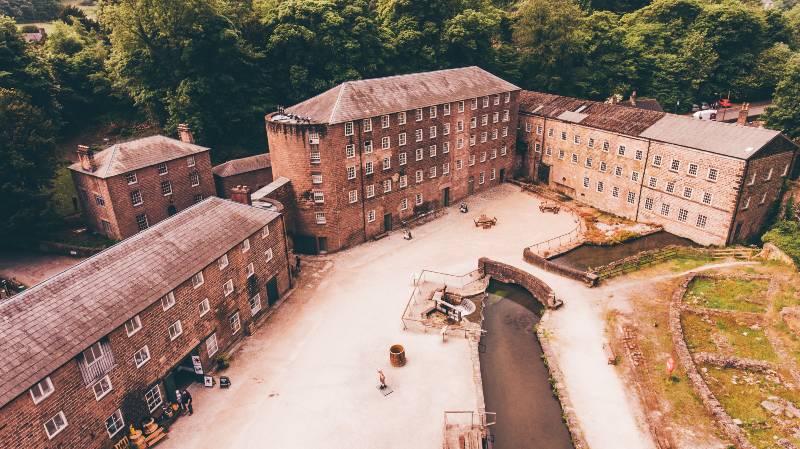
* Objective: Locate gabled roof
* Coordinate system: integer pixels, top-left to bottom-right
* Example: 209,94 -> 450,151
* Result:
0,197 -> 280,408
212,154 -> 271,178
281,67 -> 520,124
68,135 -> 210,179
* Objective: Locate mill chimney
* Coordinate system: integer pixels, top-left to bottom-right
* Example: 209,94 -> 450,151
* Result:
77,145 -> 96,172
177,123 -> 195,144
737,103 -> 750,126
230,185 -> 252,206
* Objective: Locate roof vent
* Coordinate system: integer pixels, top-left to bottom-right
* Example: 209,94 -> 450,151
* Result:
744,146 -> 754,153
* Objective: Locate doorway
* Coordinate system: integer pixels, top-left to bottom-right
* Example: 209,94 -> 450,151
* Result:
537,164 -> 551,184
442,187 -> 450,207
164,350 -> 202,402
318,236 -> 328,253
383,213 -> 393,232
266,276 -> 279,307
468,177 -> 475,194
499,169 -> 505,182
167,205 -> 177,216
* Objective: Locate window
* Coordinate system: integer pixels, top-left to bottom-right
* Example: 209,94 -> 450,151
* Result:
597,181 -> 604,192
189,171 -> 200,187
574,135 -> 581,145
470,117 -> 477,129
494,94 -> 500,105
457,137 -> 464,149
644,197 -> 654,210
536,125 -> 543,135
660,203 -> 670,216
399,175 -> 408,188
481,152 -> 487,163
678,208 -> 688,222
125,172 -> 137,184
133,345 -> 150,368
157,162 -> 168,175
429,166 -> 437,178
345,122 -> 353,136
444,123 -> 450,136
218,254 -> 229,270
749,172 -> 756,185
367,209 -> 376,222
469,154 -> 476,166
456,159 -> 463,170
618,145 -> 626,156
145,385 -> 163,412
443,163 -> 450,175
483,96 -> 489,108
29,377 -> 54,404
612,186 -> 620,198
310,150 -> 321,163
382,136 -> 390,149
599,161 -> 607,172
702,192 -> 713,205
364,140 -> 373,154
558,150 -> 565,160
429,145 -> 437,157
242,238 -> 250,253
696,215 -> 708,228
347,166 -> 356,180
415,108 -> 423,121
398,111 -> 407,125
415,148 -> 423,161
131,190 -> 143,206
491,149 -> 497,159
760,192 -> 767,204
168,320 -> 183,341
782,163 -> 790,177
479,172 -> 485,184
631,171 -> 640,182
229,312 -> 241,334
501,146 -> 508,156
493,112 -> 499,123
105,409 -> 124,438
192,194 -> 203,204
315,212 -> 326,224
443,142 -> 450,153
525,122 -> 532,132
614,166 -> 623,177
311,191 -> 324,204
583,177 -> 590,188
161,291 -> 176,310
416,170 -> 424,183
545,147 -> 551,156
669,159 -> 680,172
192,271 -> 204,288
548,128 -> 554,137
415,129 -> 423,142
471,98 -> 478,110
349,190 -> 358,204
125,315 -> 142,336
561,131 -> 567,140
706,167 -> 718,181
585,157 -> 593,168
457,120 -> 464,132
743,197 -> 751,209
766,168 -> 773,181
206,333 -> 219,357
400,198 -> 408,210
687,163 -> 698,176
381,115 -> 390,128
571,153 -> 578,164
666,181 -> 675,193
480,115 -> 488,127
649,177 -> 658,188
429,106 -> 437,118
223,279 -> 234,297
603,141 -> 610,152
444,103 -> 451,115
44,412 -> 68,439
458,101 -> 465,112
470,135 -> 476,146
491,129 -> 498,140
92,376 -> 113,401
311,173 -> 323,185
505,92 -> 511,103
246,262 -> 255,278
627,191 -> 635,204
249,293 -> 262,315
161,180 -> 172,196
502,110 -> 509,122
383,179 -> 392,193
652,155 -> 662,167
365,161 -> 374,175
199,298 -> 210,317
683,187 -> 693,199
94,195 -> 105,207
187,156 -> 195,167
635,150 -> 643,161
265,248 -> 273,262
398,152 -> 407,166
588,138 -> 594,148
399,133 -> 407,146
415,193 -> 423,205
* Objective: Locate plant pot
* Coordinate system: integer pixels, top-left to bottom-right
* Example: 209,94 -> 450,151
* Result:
389,344 -> 406,367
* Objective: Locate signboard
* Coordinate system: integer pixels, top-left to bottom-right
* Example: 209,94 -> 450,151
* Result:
191,355 -> 203,375
204,375 -> 214,387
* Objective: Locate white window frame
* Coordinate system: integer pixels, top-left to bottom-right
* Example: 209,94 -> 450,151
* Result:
168,320 -> 183,341
223,279 -> 234,297
161,291 -> 176,310
145,385 -> 163,412
133,345 -> 151,368
242,238 -> 250,253
367,209 -> 376,223
218,254 -> 229,270
192,271 -> 204,288
105,409 -> 124,438
206,333 -> 219,357
265,247 -> 274,262
398,111 -> 406,125
92,375 -> 113,401
346,144 -> 355,158
29,377 -> 55,404
229,312 -> 241,334
44,411 -> 68,440
349,190 -> 358,204
363,118 -> 372,132
125,315 -> 142,337
344,122 -> 354,136
199,298 -> 210,317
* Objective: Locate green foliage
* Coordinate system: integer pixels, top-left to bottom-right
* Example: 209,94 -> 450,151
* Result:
764,54 -> 800,139
762,220 -> 800,266
0,0 -> 61,21
785,195 -> 796,221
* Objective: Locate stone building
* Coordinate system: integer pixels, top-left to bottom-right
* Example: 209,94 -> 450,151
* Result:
0,197 -> 292,449
212,154 -> 273,198
518,91 -> 798,245
265,66 -> 520,253
69,125 -> 216,241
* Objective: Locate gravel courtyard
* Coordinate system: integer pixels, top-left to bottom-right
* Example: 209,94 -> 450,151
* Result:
161,183 -> 654,449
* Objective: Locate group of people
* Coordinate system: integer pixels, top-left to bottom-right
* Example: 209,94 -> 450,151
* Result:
174,389 -> 193,415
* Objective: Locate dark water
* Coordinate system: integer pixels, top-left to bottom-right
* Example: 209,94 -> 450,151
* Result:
480,280 -> 574,449
550,231 -> 696,271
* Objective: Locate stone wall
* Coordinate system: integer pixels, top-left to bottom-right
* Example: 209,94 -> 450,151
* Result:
521,248 -> 598,286
478,257 -> 562,308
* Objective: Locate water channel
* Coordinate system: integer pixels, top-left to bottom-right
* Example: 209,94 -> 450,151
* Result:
550,231 -> 696,271
480,280 -> 574,449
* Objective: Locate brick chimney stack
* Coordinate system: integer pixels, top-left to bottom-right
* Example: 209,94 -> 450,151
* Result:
177,123 -> 195,144
737,103 -> 750,125
230,185 -> 252,206
77,145 -> 96,172
629,90 -> 637,107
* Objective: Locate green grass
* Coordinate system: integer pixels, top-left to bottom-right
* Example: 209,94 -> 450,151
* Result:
663,255 -> 717,273
49,165 -> 79,218
763,220 -> 800,267
684,278 -> 769,313
703,366 -> 800,449
43,227 -> 115,248
682,313 -> 777,362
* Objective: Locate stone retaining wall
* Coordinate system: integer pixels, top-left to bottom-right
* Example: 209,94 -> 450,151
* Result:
692,352 -> 775,374
478,257 -> 562,308
669,275 -> 757,449
521,248 -> 598,287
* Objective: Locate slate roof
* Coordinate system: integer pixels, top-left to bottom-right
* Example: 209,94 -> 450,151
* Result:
212,154 -> 271,178
518,91 -> 665,136
281,67 -> 520,124
0,197 -> 280,408
69,135 -> 210,179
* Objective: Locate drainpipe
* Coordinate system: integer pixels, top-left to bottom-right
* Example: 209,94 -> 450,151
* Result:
726,159 -> 749,245
355,122 -> 369,244
280,214 -> 293,289
539,116 -> 548,182
634,139 -> 653,222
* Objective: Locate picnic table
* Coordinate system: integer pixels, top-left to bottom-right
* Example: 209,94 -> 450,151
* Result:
473,214 -> 497,229
539,202 -> 560,214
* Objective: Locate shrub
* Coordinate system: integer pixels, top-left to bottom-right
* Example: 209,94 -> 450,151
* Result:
762,220 -> 800,265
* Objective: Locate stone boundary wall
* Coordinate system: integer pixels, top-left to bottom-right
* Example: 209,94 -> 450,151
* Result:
692,352 -> 775,374
478,257 -> 563,308
669,275 -> 757,449
759,243 -> 797,269
521,248 -> 599,287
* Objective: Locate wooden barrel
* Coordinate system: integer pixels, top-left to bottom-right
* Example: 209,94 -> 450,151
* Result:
389,344 -> 406,367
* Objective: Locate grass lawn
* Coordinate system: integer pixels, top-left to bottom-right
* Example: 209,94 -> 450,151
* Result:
682,313 -> 777,362
684,277 -> 769,313
49,165 -> 79,218
703,365 -> 800,449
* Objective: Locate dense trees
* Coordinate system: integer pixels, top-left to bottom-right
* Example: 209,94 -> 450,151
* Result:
0,0 -> 60,21
764,54 -> 800,139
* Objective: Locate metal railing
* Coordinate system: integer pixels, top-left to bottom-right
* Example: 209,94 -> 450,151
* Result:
77,340 -> 116,386
526,219 -> 583,256
400,268 -> 485,335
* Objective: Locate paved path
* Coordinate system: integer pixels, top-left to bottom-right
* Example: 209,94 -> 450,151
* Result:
161,184 -> 655,449
0,249 -> 82,287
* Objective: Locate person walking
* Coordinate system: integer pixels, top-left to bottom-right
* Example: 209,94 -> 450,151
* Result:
181,389 -> 193,415
174,389 -> 184,415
